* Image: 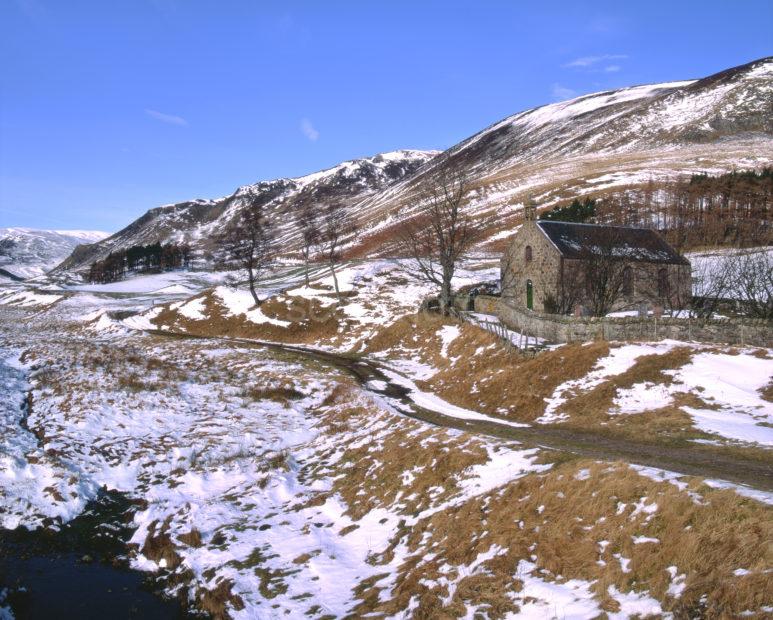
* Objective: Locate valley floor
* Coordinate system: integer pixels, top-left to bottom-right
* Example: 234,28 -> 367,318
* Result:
1,260 -> 772,619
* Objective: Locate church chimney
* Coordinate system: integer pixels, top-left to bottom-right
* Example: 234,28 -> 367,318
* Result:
523,197 -> 537,222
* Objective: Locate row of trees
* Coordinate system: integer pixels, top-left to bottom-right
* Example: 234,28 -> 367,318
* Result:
81,165 -> 770,323
600,169 -> 772,249
217,190 -> 354,306
218,172 -> 485,315
87,242 -> 192,283
125,167 -> 768,319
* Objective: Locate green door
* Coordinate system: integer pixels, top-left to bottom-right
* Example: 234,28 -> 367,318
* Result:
526,279 -> 533,310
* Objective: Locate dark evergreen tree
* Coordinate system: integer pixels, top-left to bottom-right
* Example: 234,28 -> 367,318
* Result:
87,242 -> 192,283
539,198 -> 597,223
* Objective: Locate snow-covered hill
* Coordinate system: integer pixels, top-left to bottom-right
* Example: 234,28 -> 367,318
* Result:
0,228 -> 109,280
55,57 -> 772,274
354,57 -> 773,249
55,150 -> 438,273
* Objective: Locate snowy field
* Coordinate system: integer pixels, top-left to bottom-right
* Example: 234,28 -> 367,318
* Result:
1,258 -> 772,618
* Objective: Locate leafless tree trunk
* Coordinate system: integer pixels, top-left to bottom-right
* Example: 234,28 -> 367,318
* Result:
727,250 -> 773,318
318,202 -> 353,302
217,194 -> 276,306
394,171 -> 482,316
573,228 -> 641,317
296,203 -> 319,287
689,257 -> 731,318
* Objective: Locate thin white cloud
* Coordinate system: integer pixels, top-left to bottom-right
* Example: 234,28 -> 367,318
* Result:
563,54 -> 627,68
551,83 -> 577,101
587,15 -> 621,34
12,0 -> 47,22
604,64 -> 621,73
300,118 -> 319,142
144,109 -> 188,126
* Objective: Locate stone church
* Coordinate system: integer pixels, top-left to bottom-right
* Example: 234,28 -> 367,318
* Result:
500,206 -> 692,315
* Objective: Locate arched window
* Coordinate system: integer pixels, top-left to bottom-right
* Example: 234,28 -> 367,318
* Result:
657,268 -> 669,298
622,266 -> 634,296
525,245 -> 533,262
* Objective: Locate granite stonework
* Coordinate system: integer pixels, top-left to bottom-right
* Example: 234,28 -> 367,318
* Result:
501,216 -> 692,314
477,295 -> 772,348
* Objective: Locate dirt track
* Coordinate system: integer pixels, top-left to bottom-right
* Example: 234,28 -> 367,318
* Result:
149,329 -> 773,494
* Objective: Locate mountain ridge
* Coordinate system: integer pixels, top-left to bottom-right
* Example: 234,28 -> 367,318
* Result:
54,149 -> 439,273
0,228 -> 110,280
50,56 -> 773,274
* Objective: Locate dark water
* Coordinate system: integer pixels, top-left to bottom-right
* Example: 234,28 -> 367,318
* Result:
0,491 -> 193,620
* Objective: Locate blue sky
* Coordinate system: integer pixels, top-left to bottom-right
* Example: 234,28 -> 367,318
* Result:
1,1 -> 771,232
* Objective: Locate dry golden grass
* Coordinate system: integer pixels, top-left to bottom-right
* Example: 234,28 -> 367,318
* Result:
177,528 -> 203,548
364,315 -> 767,446
557,347 -> 698,434
366,312 -> 610,424
432,339 -> 611,424
241,384 -> 304,405
17,310 -> 773,619
350,460 -> 773,618
140,518 -> 183,570
196,579 -> 245,620
760,380 -> 773,403
303,381 -> 493,520
364,312 -> 460,367
297,378 -> 771,618
152,290 -> 346,345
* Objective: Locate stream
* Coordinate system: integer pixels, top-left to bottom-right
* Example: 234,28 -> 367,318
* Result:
0,350 -> 191,619
0,491 -> 190,619
1,326 -> 770,618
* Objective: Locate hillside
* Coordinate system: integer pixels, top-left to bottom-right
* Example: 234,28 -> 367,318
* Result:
55,150 -> 438,274
51,57 -> 772,276
0,228 -> 109,280
353,56 -> 773,252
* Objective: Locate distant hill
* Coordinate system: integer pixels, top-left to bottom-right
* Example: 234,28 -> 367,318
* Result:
55,57 -> 772,274
0,228 -> 109,280
53,150 -> 438,274
353,56 -> 773,252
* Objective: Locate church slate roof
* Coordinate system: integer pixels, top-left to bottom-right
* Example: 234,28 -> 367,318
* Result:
537,221 -> 689,265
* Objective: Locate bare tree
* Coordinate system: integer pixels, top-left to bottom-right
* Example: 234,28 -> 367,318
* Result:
727,250 -> 773,318
317,202 -> 353,301
572,228 -> 641,317
688,250 -> 773,319
395,171 -> 482,315
296,202 -> 320,287
218,195 -> 275,306
685,256 -> 729,318
543,261 -> 585,315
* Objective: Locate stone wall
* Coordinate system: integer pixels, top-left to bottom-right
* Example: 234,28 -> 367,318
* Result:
451,294 -> 473,312
474,295 -> 773,348
472,294 -> 499,315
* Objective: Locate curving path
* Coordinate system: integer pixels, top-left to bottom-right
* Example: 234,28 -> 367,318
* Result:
147,329 -> 773,494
